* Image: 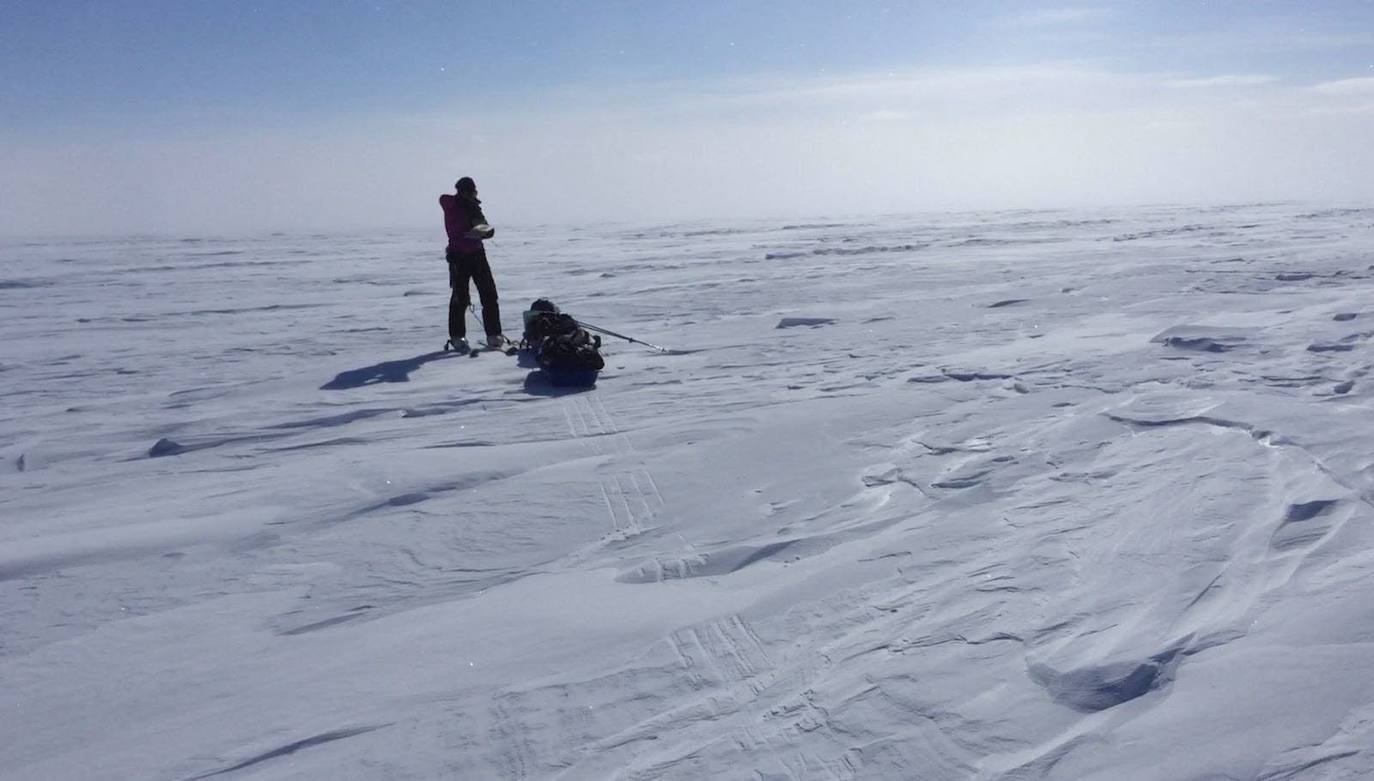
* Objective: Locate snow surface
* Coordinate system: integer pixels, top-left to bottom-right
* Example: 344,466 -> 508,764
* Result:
3,204 -> 1374,779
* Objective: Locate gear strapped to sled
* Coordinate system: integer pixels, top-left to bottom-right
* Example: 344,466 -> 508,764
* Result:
520,299 -> 604,385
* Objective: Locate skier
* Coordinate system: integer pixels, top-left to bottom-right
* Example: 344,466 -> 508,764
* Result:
440,176 -> 504,351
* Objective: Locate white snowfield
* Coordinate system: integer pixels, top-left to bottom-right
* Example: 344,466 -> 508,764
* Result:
3,204 -> 1374,780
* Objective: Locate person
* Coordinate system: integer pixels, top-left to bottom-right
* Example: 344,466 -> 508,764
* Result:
440,177 -> 503,351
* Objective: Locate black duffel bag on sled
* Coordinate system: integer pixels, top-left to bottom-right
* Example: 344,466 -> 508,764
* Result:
520,299 -> 604,386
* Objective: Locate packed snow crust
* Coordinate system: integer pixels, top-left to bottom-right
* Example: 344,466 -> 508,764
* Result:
3,204 -> 1374,779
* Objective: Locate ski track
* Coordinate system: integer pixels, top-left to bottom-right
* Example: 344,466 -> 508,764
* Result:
3,205 -> 1374,779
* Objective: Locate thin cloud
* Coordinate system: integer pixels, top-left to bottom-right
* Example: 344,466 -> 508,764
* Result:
1314,77 -> 1374,96
1011,7 -> 1110,26
1136,29 -> 1374,58
685,65 -> 1154,116
855,109 -> 910,123
1164,75 -> 1279,89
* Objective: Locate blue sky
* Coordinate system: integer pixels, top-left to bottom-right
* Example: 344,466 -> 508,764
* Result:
3,1 -> 1373,235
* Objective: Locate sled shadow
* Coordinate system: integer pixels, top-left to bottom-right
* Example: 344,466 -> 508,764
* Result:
322,351 -> 456,390
523,370 -> 596,396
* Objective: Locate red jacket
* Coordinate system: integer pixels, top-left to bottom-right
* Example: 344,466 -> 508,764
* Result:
440,194 -> 492,253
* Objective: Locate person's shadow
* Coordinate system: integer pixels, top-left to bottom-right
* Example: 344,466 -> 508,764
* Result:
321,351 -> 457,390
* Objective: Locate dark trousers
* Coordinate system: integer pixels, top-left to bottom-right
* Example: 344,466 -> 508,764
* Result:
447,248 -> 502,341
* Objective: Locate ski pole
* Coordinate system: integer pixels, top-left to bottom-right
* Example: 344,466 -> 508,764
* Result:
575,320 -> 676,354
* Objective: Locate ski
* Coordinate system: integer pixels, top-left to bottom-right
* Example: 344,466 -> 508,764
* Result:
444,339 -> 516,356
467,344 -> 518,357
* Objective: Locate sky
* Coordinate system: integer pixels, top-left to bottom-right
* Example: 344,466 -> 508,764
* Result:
2,1 -> 1373,236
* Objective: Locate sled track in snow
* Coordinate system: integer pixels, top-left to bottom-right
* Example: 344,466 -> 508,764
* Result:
601,468 -> 664,539
562,393 -> 667,542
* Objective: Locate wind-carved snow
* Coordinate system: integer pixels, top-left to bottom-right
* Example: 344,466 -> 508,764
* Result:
776,316 -> 837,329
3,205 -> 1374,779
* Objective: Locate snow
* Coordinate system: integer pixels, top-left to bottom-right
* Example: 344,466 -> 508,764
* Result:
3,203 -> 1374,779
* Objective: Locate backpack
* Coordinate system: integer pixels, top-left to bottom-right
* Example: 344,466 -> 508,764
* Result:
521,299 -> 569,346
524,311 -> 579,347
